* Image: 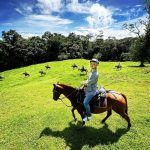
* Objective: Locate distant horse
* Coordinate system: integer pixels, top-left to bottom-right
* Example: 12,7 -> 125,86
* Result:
78,66 -> 88,74
45,65 -> 51,69
52,83 -> 131,129
39,70 -> 46,76
0,75 -> 4,80
115,63 -> 122,71
22,72 -> 30,77
71,64 -> 78,69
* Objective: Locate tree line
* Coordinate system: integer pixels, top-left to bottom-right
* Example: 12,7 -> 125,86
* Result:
0,30 -> 132,71
0,29 -> 149,71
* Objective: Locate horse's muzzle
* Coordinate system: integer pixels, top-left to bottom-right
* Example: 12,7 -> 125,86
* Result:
53,97 -> 57,101
53,96 -> 59,101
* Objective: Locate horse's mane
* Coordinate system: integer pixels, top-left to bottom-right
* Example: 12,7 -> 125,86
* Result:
58,84 -> 77,90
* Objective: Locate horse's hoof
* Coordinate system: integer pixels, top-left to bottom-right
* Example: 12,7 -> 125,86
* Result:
127,127 -> 130,130
101,120 -> 105,124
82,121 -> 85,126
71,119 -> 76,123
127,124 -> 131,130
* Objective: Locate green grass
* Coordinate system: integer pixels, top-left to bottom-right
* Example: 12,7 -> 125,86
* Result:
0,59 -> 150,150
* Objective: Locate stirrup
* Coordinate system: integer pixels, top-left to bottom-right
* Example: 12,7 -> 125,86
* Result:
87,116 -> 92,120
83,116 -> 88,122
83,116 -> 92,122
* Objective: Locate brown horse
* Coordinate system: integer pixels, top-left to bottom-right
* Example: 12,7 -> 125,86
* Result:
52,83 -> 131,129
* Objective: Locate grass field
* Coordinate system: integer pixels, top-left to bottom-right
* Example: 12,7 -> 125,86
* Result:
0,59 -> 150,150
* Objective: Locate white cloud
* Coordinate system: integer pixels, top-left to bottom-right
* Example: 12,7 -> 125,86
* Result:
25,5 -> 33,13
14,0 -> 114,32
19,32 -> 40,38
13,0 -> 72,36
11,0 -> 147,39
37,0 -> 63,14
15,0 -> 63,15
86,3 -> 114,28
66,1 -> 114,28
74,15 -> 147,39
113,15 -> 147,28
135,5 -> 142,7
2,23 -> 13,26
66,1 -> 115,28
26,15 -> 72,25
15,8 -> 23,14
113,5 -> 144,21
15,4 -> 33,15
66,0 -> 91,13
73,26 -> 134,39
126,7 -> 143,19
103,28 -> 136,39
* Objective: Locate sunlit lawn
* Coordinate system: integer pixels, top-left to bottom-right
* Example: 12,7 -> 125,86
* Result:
0,59 -> 150,150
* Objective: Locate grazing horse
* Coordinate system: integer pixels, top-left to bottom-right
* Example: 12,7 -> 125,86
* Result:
52,83 -> 131,129
71,64 -> 78,69
78,66 -> 88,74
22,72 -> 30,77
39,70 -> 46,76
45,65 -> 51,69
0,75 -> 4,80
115,63 -> 122,71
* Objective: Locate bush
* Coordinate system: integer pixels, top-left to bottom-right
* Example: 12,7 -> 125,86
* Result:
58,54 -> 69,60
120,53 -> 131,61
93,53 -> 101,60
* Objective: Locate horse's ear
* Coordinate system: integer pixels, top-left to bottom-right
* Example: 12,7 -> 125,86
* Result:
53,84 -> 56,87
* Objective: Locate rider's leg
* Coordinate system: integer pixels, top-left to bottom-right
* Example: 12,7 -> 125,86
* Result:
83,93 -> 94,121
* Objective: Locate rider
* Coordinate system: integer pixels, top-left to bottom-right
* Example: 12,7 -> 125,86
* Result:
82,58 -> 99,122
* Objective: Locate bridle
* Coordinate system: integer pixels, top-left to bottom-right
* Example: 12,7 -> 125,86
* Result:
53,88 -> 78,108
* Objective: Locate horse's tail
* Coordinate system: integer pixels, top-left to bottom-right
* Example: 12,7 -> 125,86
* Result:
121,93 -> 128,115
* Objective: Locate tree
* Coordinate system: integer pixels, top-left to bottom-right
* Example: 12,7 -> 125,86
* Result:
2,30 -> 22,45
123,1 -> 150,66
144,0 -> 150,63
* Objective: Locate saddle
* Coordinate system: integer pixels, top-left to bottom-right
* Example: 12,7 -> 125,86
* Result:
76,86 -> 107,108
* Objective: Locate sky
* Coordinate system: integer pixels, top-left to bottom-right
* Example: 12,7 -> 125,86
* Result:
0,0 -> 146,39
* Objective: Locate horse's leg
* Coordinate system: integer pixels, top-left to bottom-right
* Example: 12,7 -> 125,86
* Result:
101,109 -> 112,124
71,107 -> 77,122
79,110 -> 84,119
113,108 -> 131,129
120,113 -> 131,129
80,111 -> 85,126
76,108 -> 85,124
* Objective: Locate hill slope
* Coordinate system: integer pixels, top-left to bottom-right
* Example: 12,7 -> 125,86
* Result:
0,59 -> 150,150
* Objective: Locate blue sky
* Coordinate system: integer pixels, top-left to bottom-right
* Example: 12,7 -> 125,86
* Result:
0,0 -> 146,39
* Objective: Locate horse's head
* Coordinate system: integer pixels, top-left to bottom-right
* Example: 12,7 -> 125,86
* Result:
53,84 -> 62,101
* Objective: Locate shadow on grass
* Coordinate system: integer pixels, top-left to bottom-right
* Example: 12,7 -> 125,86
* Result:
39,122 -> 129,150
79,74 -> 87,76
127,65 -> 150,68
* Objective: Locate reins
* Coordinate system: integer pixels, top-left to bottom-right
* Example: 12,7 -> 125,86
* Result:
59,99 -> 73,108
55,88 -> 77,108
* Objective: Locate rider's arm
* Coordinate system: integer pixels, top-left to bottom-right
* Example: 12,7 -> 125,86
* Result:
87,72 -> 98,86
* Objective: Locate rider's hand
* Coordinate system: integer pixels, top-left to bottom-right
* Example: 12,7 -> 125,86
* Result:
81,80 -> 88,86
